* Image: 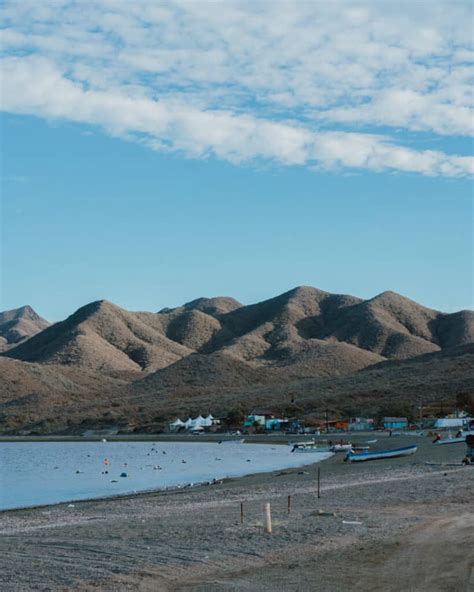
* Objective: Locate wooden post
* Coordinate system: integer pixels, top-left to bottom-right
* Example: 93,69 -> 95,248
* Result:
317,467 -> 321,499
240,502 -> 244,524
287,494 -> 291,515
263,503 -> 272,533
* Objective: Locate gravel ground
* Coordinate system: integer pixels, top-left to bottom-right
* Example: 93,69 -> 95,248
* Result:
1,435 -> 473,591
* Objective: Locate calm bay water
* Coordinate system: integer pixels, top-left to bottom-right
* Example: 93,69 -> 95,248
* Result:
0,441 -> 332,510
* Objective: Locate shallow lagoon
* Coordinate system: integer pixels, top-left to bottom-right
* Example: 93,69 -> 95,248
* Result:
0,441 -> 332,510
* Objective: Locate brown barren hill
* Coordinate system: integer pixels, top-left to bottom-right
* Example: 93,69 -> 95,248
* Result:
311,291 -> 448,359
134,351 -> 281,394
1,286 -> 472,434
4,300 -> 192,374
132,343 -> 474,424
0,305 -> 49,351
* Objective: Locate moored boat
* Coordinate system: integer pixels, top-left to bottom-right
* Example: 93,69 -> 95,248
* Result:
291,442 -> 331,453
344,444 -> 418,462
330,443 -> 353,452
434,430 -> 474,445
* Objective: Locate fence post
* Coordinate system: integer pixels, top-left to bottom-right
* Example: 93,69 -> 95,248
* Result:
317,467 -> 321,499
263,503 -> 272,533
240,502 -> 244,524
287,494 -> 291,514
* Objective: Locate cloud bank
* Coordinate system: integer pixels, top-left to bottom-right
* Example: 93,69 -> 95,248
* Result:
1,0 -> 473,177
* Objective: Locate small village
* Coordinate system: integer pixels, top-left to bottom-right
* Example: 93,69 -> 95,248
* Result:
168,408 -> 474,436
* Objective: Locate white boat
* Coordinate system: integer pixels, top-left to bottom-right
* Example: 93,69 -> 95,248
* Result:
435,430 -> 474,445
291,442 -> 331,453
330,443 -> 353,452
345,444 -> 418,462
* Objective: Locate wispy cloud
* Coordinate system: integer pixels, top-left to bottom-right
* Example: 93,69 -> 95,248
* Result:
1,0 -> 472,177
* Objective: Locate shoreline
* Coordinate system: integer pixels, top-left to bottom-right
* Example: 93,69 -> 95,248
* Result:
0,429 -> 399,443
2,435 -> 472,591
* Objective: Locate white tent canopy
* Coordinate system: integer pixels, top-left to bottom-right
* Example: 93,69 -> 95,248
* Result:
170,414 -> 218,431
170,418 -> 185,427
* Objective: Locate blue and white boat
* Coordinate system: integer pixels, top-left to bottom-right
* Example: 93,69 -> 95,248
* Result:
345,444 -> 418,462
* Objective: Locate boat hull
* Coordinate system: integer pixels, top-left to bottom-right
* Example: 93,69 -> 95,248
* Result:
292,446 -> 331,453
345,445 -> 418,462
436,437 -> 465,445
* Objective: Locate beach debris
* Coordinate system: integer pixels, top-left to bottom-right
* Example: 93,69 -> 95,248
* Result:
310,510 -> 336,517
101,438 -> 107,443
297,471 -> 309,475
67,504 -> 75,508
120,472 -> 128,478
342,520 -> 363,525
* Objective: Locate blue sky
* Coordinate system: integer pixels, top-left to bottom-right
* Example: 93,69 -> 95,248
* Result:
0,1 -> 473,320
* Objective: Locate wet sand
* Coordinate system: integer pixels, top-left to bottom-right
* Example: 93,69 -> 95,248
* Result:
1,435 -> 473,591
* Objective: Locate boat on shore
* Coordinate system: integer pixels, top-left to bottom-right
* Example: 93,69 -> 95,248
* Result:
434,431 -> 474,445
291,442 -> 332,453
345,444 -> 418,462
291,441 -> 363,454
330,443 -> 353,452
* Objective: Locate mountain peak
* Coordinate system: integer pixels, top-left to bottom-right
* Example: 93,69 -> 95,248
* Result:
161,296 -> 242,316
0,305 -> 50,351
0,305 -> 44,323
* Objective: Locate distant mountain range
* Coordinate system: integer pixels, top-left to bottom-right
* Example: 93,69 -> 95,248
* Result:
0,305 -> 50,352
1,287 -> 472,434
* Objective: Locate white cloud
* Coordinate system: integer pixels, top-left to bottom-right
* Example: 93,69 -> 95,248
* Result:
0,0 -> 473,177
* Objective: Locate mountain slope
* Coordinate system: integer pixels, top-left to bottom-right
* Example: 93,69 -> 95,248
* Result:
4,300 -> 192,374
0,305 -> 50,351
2,344 -> 472,435
128,343 -> 474,423
2,287 -> 472,382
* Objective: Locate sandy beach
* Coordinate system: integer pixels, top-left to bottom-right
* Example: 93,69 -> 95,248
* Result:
1,435 -> 473,591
